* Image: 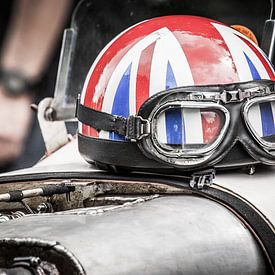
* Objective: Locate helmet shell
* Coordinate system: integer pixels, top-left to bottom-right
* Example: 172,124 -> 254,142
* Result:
80,15 -> 275,140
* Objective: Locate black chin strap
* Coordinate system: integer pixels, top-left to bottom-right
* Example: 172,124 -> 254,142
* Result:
77,100 -> 150,140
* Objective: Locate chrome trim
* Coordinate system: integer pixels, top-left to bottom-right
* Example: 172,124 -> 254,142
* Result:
163,84 -> 275,104
136,116 -> 150,140
145,101 -> 230,166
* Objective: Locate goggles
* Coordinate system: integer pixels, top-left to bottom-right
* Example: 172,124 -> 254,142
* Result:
77,80 -> 275,170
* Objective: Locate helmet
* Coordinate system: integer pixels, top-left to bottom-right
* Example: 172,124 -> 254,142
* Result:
77,15 -> 275,173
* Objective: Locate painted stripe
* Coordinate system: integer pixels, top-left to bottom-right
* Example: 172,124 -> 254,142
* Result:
213,23 -> 270,81
111,63 -> 132,117
129,53 -> 140,116
237,30 -> 271,79
244,52 -> 261,80
214,23 -> 252,81
165,109 -> 183,145
174,23 -> 239,85
89,127 -> 99,138
248,104 -> 263,137
150,28 -> 194,96
260,102 -> 275,137
166,61 -> 177,89
108,63 -> 132,140
183,109 -> 203,144
98,130 -> 109,139
136,42 -> 156,111
236,31 -> 275,79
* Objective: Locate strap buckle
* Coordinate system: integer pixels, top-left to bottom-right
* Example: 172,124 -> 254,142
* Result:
190,169 -> 215,189
126,116 -> 150,141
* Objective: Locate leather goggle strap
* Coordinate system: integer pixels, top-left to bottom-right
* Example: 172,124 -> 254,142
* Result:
77,101 -> 149,140
77,101 -> 128,136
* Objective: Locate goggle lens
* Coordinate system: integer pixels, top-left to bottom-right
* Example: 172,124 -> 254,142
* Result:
247,101 -> 275,143
156,107 -> 225,150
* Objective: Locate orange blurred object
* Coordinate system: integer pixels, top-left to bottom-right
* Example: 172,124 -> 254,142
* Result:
231,25 -> 258,45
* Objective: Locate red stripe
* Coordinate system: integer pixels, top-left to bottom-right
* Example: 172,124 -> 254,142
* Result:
136,42 -> 156,111
82,125 -> 99,137
173,22 -> 240,85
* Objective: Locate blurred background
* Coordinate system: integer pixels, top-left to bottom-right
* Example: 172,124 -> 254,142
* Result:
0,0 -> 76,172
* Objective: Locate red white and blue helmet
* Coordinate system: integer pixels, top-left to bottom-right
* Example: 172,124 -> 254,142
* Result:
77,15 -> 275,173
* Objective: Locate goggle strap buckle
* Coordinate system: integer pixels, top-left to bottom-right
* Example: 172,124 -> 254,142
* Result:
189,169 -> 215,189
126,116 -> 150,141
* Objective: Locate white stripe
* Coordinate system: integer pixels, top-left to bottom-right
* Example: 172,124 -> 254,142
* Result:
248,104 -> 263,137
157,113 -> 167,144
150,28 -> 194,96
182,109 -> 203,144
129,54 -> 140,115
213,23 -> 270,81
99,130 -> 109,139
78,122 -> 82,134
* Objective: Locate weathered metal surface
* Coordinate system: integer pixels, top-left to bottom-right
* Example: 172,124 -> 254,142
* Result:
0,196 -> 268,274
0,139 -> 274,274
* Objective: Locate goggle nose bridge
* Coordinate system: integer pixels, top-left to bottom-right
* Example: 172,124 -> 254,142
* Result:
182,86 -> 274,104
220,86 -> 273,103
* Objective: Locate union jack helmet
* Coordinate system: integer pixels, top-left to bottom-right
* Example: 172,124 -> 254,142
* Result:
77,15 -> 275,173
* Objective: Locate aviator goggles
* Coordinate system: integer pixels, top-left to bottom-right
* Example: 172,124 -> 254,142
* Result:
77,80 -> 275,170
